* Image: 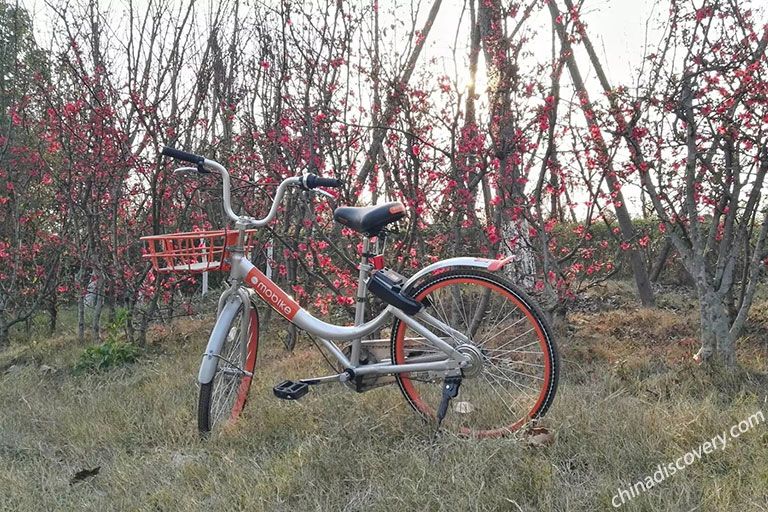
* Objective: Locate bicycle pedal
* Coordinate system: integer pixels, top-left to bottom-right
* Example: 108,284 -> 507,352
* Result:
273,380 -> 309,400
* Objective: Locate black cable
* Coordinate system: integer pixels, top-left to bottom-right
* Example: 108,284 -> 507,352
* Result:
305,332 -> 343,373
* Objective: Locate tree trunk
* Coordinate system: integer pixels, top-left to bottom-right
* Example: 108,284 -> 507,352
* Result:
125,300 -> 135,344
549,301 -> 568,337
697,286 -> 735,364
649,239 -> 673,283
477,0 -> 538,289
546,0 -> 655,307
617,207 -> 656,307
0,290 -> 7,347
48,303 -> 57,335
0,298 -> 8,347
77,266 -> 88,342
77,294 -> 86,343
284,247 -> 299,352
261,304 -> 273,339
92,272 -> 105,341
284,323 -> 297,352
106,290 -> 116,326
137,287 -> 161,347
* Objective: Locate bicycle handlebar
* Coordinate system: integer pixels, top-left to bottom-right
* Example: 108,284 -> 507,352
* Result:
302,174 -> 342,189
161,146 -> 342,227
161,146 -> 204,165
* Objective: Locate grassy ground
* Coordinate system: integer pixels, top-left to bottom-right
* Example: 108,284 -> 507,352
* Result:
1,284 -> 767,511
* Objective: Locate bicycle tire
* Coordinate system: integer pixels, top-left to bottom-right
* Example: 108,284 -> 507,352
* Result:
390,269 -> 559,438
198,300 -> 259,434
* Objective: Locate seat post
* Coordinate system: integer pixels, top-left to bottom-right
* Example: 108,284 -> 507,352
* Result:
351,236 -> 372,366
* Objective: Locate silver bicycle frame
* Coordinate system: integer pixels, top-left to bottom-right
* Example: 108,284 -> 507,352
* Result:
195,158 -> 510,385
197,243 -> 472,384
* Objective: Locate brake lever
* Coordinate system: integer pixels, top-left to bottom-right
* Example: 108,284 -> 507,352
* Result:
174,165 -> 217,178
172,166 -> 200,178
313,188 -> 335,199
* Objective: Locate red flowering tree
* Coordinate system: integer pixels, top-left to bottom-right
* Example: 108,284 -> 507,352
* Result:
635,1 -> 768,363
0,1 -> 60,345
548,0 -> 768,363
3,0 -> 765,368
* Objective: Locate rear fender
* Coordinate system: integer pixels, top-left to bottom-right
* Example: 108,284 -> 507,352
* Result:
402,256 -> 512,291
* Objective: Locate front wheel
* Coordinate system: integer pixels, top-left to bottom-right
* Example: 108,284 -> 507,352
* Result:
391,269 -> 559,438
198,301 -> 259,434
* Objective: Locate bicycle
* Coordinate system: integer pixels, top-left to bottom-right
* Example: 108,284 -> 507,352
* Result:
142,146 -> 560,438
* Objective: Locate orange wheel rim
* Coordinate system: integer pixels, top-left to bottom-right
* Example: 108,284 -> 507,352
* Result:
395,277 -> 552,438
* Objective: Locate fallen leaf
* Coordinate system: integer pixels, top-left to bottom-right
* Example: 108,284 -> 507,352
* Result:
70,466 -> 100,485
526,426 -> 555,447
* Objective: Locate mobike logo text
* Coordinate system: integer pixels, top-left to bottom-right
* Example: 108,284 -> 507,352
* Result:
246,269 -> 298,320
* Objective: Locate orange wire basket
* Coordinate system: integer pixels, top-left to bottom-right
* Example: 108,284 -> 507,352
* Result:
141,229 -> 259,274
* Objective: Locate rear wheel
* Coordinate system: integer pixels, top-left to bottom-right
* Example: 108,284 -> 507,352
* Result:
391,269 -> 558,438
198,302 -> 258,434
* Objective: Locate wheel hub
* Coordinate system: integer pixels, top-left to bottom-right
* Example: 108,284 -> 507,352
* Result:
457,344 -> 485,378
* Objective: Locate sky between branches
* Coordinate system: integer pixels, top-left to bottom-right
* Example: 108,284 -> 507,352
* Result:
18,0 -> 663,214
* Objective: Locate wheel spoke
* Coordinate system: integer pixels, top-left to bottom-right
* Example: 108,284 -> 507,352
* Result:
476,306 -> 521,344
431,289 -> 452,329
491,358 -> 545,369
480,373 -> 520,417
485,366 -> 543,390
483,326 -> 535,352
482,346 -> 543,356
485,359 -> 545,382
454,285 -> 470,332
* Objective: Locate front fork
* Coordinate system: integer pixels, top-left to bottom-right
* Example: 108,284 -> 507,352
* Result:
198,241 -> 255,385
198,285 -> 254,385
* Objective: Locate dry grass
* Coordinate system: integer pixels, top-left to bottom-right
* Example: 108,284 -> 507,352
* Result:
2,288 -> 768,511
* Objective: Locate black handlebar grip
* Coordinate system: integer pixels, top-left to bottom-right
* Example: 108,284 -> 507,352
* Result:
305,174 -> 342,189
161,146 -> 205,165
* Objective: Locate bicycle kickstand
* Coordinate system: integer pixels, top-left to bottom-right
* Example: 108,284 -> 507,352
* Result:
435,376 -> 463,431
